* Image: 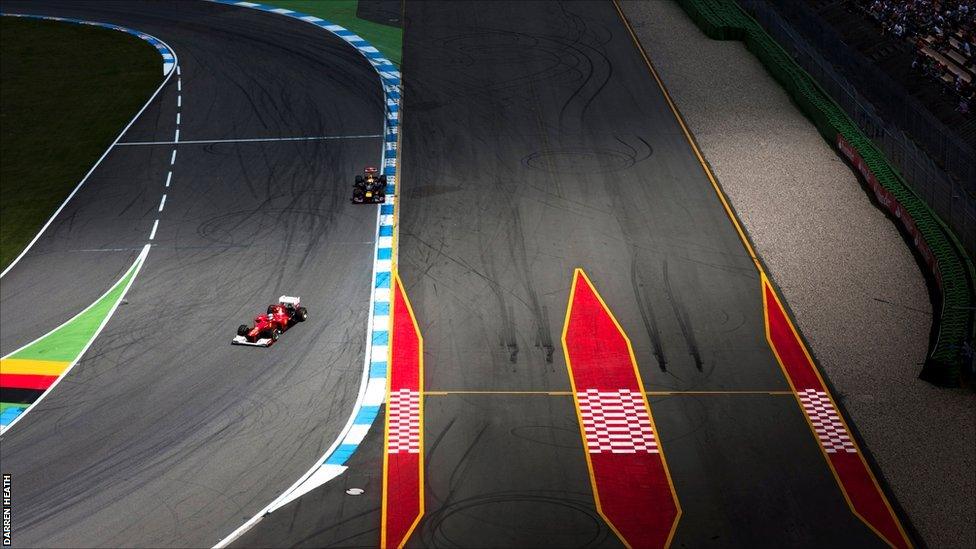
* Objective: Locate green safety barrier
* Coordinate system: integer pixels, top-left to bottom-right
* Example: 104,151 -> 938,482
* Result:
676,0 -> 975,386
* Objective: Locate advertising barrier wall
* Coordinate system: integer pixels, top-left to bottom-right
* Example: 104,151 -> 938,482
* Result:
676,0 -> 974,386
836,135 -> 942,289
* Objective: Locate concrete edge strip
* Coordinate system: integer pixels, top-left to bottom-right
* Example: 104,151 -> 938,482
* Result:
207,2 -> 400,546
0,13 -> 177,279
0,245 -> 151,434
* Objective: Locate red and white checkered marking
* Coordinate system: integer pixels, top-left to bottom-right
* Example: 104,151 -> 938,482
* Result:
387,388 -> 420,454
798,389 -> 856,454
577,389 -> 658,454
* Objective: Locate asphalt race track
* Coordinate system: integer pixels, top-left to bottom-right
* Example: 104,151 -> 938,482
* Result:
392,1 -> 888,547
1,1 -> 910,548
0,1 -> 384,546
231,1 -> 903,548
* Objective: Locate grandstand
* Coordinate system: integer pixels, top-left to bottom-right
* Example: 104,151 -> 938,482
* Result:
819,0 -> 975,145
859,0 -> 974,114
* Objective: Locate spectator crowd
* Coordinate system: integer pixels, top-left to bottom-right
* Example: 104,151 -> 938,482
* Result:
859,0 -> 975,114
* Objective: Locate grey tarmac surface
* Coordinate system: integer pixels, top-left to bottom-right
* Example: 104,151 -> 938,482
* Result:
235,1 -> 906,547
234,406 -> 385,548
395,1 -> 891,547
0,1 -> 385,547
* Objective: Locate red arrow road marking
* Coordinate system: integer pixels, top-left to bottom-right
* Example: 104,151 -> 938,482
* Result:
763,276 -> 911,549
562,268 -> 680,549
381,272 -> 424,549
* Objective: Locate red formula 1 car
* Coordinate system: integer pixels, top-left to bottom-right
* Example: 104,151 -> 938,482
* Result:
352,166 -> 388,204
232,296 -> 308,347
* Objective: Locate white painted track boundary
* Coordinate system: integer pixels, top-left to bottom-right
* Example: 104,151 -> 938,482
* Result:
0,14 -> 177,278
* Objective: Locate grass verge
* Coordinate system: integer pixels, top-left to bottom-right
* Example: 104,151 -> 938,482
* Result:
0,17 -> 161,270
269,0 -> 403,66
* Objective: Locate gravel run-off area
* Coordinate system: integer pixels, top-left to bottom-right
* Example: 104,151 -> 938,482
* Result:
619,1 -> 974,547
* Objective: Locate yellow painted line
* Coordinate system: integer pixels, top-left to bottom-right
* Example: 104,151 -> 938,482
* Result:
650,390 -> 792,395
0,358 -> 69,376
609,2 -> 911,545
425,390 -> 572,396
610,0 -> 761,270
424,390 -> 793,396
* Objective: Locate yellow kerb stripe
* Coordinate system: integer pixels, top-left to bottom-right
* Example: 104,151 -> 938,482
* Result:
0,358 -> 70,377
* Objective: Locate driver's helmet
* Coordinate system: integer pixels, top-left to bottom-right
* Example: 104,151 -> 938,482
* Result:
364,167 -> 378,174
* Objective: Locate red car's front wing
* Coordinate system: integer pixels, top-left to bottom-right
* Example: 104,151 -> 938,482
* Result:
231,335 -> 274,347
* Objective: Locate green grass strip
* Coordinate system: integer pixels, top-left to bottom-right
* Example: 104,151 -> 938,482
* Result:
0,402 -> 26,413
10,254 -> 142,362
0,17 -> 161,271
269,0 -> 403,66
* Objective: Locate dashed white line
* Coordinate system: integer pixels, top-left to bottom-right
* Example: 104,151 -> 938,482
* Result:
151,68 -> 183,243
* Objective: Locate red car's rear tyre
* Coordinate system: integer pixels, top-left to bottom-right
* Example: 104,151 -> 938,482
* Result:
297,306 -> 308,321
